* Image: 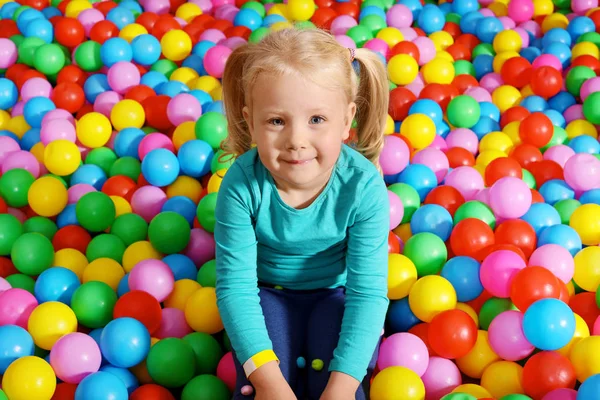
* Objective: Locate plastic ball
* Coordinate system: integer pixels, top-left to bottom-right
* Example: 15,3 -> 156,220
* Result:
408,275 -> 457,323
161,29 -> 192,62
50,332 -> 102,384
388,54 -> 419,86
129,259 -> 174,302
110,99 -> 145,131
77,112 -> 112,148
184,287 -> 223,334
100,317 -> 151,368
74,371 -> 129,400
1,356 -> 56,400
447,95 -> 481,129
70,281 -> 118,329
141,148 -> 180,187
146,338 -> 196,388
377,332 -> 429,376
27,301 -> 78,350
370,366 -> 425,400
400,114 -> 436,150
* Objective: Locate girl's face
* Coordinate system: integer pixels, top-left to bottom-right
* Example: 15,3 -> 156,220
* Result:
243,72 -> 356,193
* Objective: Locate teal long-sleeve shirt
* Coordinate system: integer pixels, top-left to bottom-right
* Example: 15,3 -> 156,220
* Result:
214,144 -> 390,382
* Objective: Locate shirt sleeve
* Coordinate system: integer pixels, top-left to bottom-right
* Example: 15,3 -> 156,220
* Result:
329,173 -> 390,382
214,162 -> 273,365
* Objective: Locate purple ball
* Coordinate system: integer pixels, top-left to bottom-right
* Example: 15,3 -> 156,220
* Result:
389,190 -> 404,230
107,62 -> 140,94
386,4 -> 413,28
380,135 -> 410,175
0,38 -> 17,69
167,93 -> 203,126
330,15 -> 357,35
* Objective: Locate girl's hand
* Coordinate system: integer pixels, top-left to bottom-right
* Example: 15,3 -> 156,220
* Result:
254,380 -> 297,400
250,361 -> 297,400
320,372 -> 359,400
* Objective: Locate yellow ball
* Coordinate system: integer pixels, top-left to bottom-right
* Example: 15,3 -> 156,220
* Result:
493,30 -> 523,54
184,287 -> 224,334
566,119 -> 598,139
435,51 -> 455,62
27,301 -> 78,350
422,58 -> 455,84
176,2 -> 203,22
503,120 -> 522,145
170,67 -> 199,88
493,51 -> 520,74
573,245 -> 600,291
194,76 -> 221,94
385,114 -> 395,135
387,254 -> 417,300
2,356 -> 56,400
65,0 -> 91,18
557,313 -> 589,358
479,131 -> 513,154
520,84 -> 535,97
492,85 -> 522,113
370,366 -> 425,400
30,142 -> 45,163
456,331 -> 500,379
430,31 -> 454,51
161,29 -> 192,62
480,361 -> 524,398
267,3 -> 289,18
388,54 -> 419,86
83,258 -> 125,291
211,85 -> 223,101
7,116 -> 30,138
542,13 -> 569,33
376,27 -> 404,48
392,223 -> 412,243
287,0 -> 315,21
0,110 -> 10,129
110,99 -> 145,131
452,384 -> 493,399
122,241 -> 162,273
207,169 -> 227,194
488,1 -> 508,15
456,303 -> 479,326
119,23 -> 148,43
533,0 -> 554,16
572,42 -> 600,59
476,150 -> 507,168
28,176 -> 68,217
408,275 -> 457,322
166,175 -> 203,203
400,113 -> 436,150
271,21 -> 294,31
77,112 -> 112,148
571,204 -> 600,247
172,121 -> 197,150
110,195 -> 132,217
53,248 -> 88,280
44,139 -> 81,176
570,336 -> 600,382
164,279 -> 202,310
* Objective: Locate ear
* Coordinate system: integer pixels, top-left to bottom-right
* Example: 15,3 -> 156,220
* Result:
343,101 -> 357,141
242,105 -> 254,140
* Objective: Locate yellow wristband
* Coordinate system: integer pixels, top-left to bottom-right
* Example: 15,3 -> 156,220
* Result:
243,349 -> 279,378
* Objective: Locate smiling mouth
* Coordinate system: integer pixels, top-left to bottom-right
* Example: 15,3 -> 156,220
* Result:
284,158 -> 314,165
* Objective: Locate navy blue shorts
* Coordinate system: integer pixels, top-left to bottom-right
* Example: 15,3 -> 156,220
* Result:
231,285 -> 379,400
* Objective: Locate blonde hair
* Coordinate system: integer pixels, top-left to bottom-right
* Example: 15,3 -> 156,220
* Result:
221,27 -> 389,168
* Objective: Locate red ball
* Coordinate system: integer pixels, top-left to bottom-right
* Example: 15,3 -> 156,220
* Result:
424,185 -> 465,216
125,85 -> 156,104
136,12 -> 160,32
0,257 -> 18,278
142,95 -> 173,132
224,25 -> 252,40
530,66 -> 562,98
388,87 -> 416,121
54,17 -> 85,48
450,218 -> 495,258
102,176 -> 138,202
501,57 -> 532,89
446,43 -> 471,61
509,143 -> 543,168
510,266 -> 561,312
332,2 -> 360,19
522,351 -> 576,399
0,19 -> 20,39
207,19 -> 233,32
408,323 -> 437,356
113,290 -> 162,335
94,1 -> 119,16
452,74 -> 479,94
485,157 -> 523,186
52,225 -> 92,254
531,188 -> 544,204
151,15 -> 181,40
51,383 -> 76,400
311,7 -> 338,29
389,41 -> 420,62
57,65 -> 87,86
130,384 -> 176,400
22,0 -> 49,10
526,160 -> 563,187
494,219 -> 537,259
442,22 -> 462,40
500,105 -> 530,129
428,309 -> 477,359
0,197 -> 7,214
454,33 -> 480,52
5,64 -> 29,83
519,112 -> 553,148
445,147 -> 475,168
89,20 -> 119,44
52,82 -> 85,114
569,292 -> 600,332
388,232 -> 400,254
419,83 -> 454,111
571,54 -> 600,75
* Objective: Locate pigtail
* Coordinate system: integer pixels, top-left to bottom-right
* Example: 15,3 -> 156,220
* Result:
221,46 -> 253,160
352,48 -> 389,170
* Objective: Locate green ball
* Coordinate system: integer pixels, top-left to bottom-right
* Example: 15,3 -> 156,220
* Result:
453,61 -> 475,77
361,0 -> 385,8
148,211 -> 191,254
566,66 -> 595,97
85,147 -> 118,175
584,91 -> 600,125
472,43 -> 495,57
0,388 -> 7,400
552,0 -> 570,10
197,260 -> 216,288
295,20 -> 316,30
183,332 -> 223,375
577,32 -> 600,47
110,156 -> 141,181
358,15 -> 386,36
445,12 -> 462,24
197,193 -> 217,233
388,183 -> 420,224
23,216 -> 57,241
182,375 -> 230,400
249,27 -> 271,44
0,168 -> 35,207
542,126 -> 567,152
76,192 -> 116,232
147,338 -> 197,387
5,274 -> 35,293
0,214 -> 22,256
441,394 -> 477,400
86,234 -> 126,263
241,1 -> 265,17
18,37 -> 45,66
447,95 -> 481,128
479,297 -> 517,330
346,25 -> 374,47
110,213 -> 148,246
195,112 -> 228,150
403,232 -> 448,276
500,395 -> 532,400
522,169 -> 536,189
34,44 -> 66,75
11,233 -> 54,276
9,34 -> 24,48
74,41 -> 102,72
70,281 -> 117,328
554,199 -> 581,224
150,59 -> 178,79
211,149 -> 235,174
454,201 -> 496,229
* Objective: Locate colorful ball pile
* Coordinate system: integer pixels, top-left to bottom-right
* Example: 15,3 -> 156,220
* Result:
3,0 -> 600,399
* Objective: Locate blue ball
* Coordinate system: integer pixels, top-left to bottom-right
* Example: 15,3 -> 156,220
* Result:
0,2 -> 19,19
399,0 -> 423,19
118,0 -> 143,14
42,6 -> 61,19
23,96 -> 56,129
192,40 -> 216,57
397,164 -> 437,202
473,54 -> 494,79
408,99 -> 443,126
0,78 -> 18,110
459,11 -> 483,35
451,0 -> 478,16
437,120 -> 450,138
188,89 -> 213,108
472,116 -> 500,140
387,298 -> 421,333
114,127 -> 145,159
520,203 -> 561,237
234,8 -> 263,30
569,135 -> 600,154
475,16 -> 503,43
20,128 -> 41,151
542,42 -> 571,68
577,373 -> 600,400
163,253 -> 197,281
162,196 -> 197,227
141,148 -> 180,187
538,179 -> 575,205
440,256 -> 483,302
100,37 -> 132,67
16,8 -> 45,33
537,224 -> 582,257
439,2 -> 452,14
543,109 -> 566,128
0,130 -> 19,142
99,366 -> 139,395
541,27 -> 572,48
34,267 -> 81,305
410,204 -> 453,241
520,95 -> 548,112
83,74 -> 110,104
579,188 -> 600,205
548,91 -> 577,113
131,34 -> 161,66
117,273 -> 130,297
522,298 -> 576,351
417,5 -> 445,34
182,54 -> 207,75
567,16 -> 595,42
75,371 -> 129,400
24,18 -> 53,43
520,47 -> 542,63
155,80 -> 189,97
480,101 -> 500,122
262,14 -> 286,27
57,204 -> 79,228
140,71 -> 168,90
70,164 -> 107,190
204,100 -> 224,113
106,6 -> 135,29
0,325 -> 35,374
360,5 -> 387,20
99,317 -> 151,369
178,139 -> 214,178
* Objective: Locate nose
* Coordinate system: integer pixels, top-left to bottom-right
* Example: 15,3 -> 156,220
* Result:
284,123 -> 308,150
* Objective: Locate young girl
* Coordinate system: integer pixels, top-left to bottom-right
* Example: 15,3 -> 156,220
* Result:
215,27 -> 390,400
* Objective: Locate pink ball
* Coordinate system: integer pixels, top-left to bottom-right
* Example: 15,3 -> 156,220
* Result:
0,288 -> 38,328
107,62 -> 140,94
405,80 -> 424,96
154,308 -> 193,338
330,15 -> 357,35
217,352 -> 237,392
421,356 -> 462,400
138,133 -> 175,160
507,0 -> 534,22
204,45 -> 232,79
479,8 -> 495,16
0,136 -> 21,166
429,134 -> 447,152
564,153 -> 600,191
443,166 -> 484,201
215,5 -> 239,21
139,0 -> 170,14
543,144 -> 575,168
580,76 -> 600,102
191,0 -> 213,13
377,332 -> 429,376
445,128 -> 479,154
514,27 -> 530,48
489,177 -> 532,219
7,207 -> 26,223
528,244 -> 575,284
480,250 -> 527,298
480,72 -> 504,93
11,100 -> 24,117
389,190 -> 404,230
499,16 -> 516,30
50,332 -> 102,384
0,277 -> 11,292
413,36 -> 436,65
2,150 -> 40,178
594,315 -> 600,335
77,8 -> 105,37
387,4 -> 413,28
474,188 -> 491,206
541,388 -> 578,400
40,119 -> 77,144
21,77 -> 52,101
0,38 -> 17,69
93,91 -> 123,117
221,37 -> 246,51
488,310 -> 535,361
364,38 -> 389,58
564,105 -> 584,123
129,259 -> 175,302
184,228 -> 216,267
167,93 -> 203,126
335,35 -> 357,48
412,148 -> 449,183
130,186 -> 168,222
68,184 -> 97,204
463,87 -> 492,103
199,28 -> 226,43
380,135 -> 410,175
532,54 -> 562,71
399,27 -> 418,41
42,109 -> 75,126
519,20 -> 541,38
572,0 -> 598,13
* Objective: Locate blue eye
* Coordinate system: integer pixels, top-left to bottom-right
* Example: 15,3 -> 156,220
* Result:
310,116 -> 324,124
269,118 -> 284,126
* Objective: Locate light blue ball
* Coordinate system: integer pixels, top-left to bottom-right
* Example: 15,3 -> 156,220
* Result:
0,325 -> 35,374
99,317 -> 151,369
75,371 -> 129,400
440,256 -> 483,302
141,148 -> 180,187
177,139 -> 214,178
34,267 -> 81,305
523,298 -> 576,351
410,204 -> 453,241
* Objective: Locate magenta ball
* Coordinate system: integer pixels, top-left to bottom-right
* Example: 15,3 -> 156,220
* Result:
40,119 -> 77,145
572,0 -> 598,13
507,0 -> 534,22
130,186 -> 168,222
594,315 -> 600,335
480,72 -> 504,93
93,91 -> 123,117
413,37 -> 436,65
420,356 -> 462,400
528,244 -> 575,284
184,228 -> 216,267
50,332 -> 102,384
380,135 -> 410,175
488,310 -> 535,361
445,128 -> 478,154
138,133 -> 176,160
386,4 -> 413,28
2,151 -> 40,178
139,0 -> 170,14
204,45 -> 232,78
480,250 -> 527,298
489,177 -> 532,219
0,136 -> 20,166
0,288 -> 38,328
389,190 -> 404,230
580,76 -> 600,101
167,93 -> 203,126
107,61 -> 141,94
429,134 -> 447,152
129,259 -> 175,302
154,308 -> 193,339
217,352 -> 237,392
541,389 -> 578,400
564,153 -> 600,191
364,38 -> 389,58
78,8 -> 104,36
20,77 -> 52,101
443,166 -> 484,201
412,148 -> 449,183
564,104 -> 584,123
377,332 -> 429,376
330,15 -> 357,35
543,144 -> 575,168
532,54 -> 562,70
